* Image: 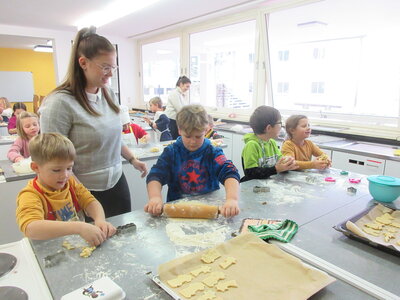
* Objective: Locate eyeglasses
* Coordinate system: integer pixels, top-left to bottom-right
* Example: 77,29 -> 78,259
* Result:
92,61 -> 118,75
275,121 -> 283,126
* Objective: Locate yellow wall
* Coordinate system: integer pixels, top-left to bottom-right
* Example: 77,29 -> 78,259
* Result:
0,48 -> 56,112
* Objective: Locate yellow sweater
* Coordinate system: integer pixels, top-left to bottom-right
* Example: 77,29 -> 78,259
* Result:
281,140 -> 324,170
16,176 -> 96,235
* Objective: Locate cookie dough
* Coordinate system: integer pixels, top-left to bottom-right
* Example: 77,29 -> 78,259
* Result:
383,232 -> 395,243
190,266 -> 211,277
179,282 -> 205,298
150,147 -> 160,153
201,249 -> 221,264
317,153 -> 329,162
202,271 -> 225,287
362,227 -> 381,237
216,280 -> 238,292
386,227 -> 398,233
390,222 -> 400,228
219,256 -> 236,269
197,290 -> 217,300
375,215 -> 392,225
364,223 -> 383,230
62,241 -> 75,250
80,246 -> 96,258
167,274 -> 193,288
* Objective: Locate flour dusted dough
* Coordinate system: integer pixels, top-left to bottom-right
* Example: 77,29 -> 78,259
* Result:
383,232 -> 395,243
201,249 -> 221,264
215,280 -> 238,292
362,227 -> 381,237
167,274 -> 193,288
190,265 -> 211,277
219,256 -> 236,269
80,246 -> 96,258
62,240 -> 75,250
179,282 -> 205,298
150,147 -> 160,153
202,271 -> 225,287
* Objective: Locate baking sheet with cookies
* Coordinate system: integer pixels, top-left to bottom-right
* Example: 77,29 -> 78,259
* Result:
157,233 -> 335,300
338,204 -> 400,255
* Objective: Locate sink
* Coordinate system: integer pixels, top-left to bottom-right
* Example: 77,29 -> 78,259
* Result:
343,142 -> 398,156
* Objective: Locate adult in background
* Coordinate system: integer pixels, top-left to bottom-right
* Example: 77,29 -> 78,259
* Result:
39,26 -> 147,218
164,76 -> 191,139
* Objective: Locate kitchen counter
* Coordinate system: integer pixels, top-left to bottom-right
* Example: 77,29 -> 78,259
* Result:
0,159 -> 35,182
29,169 -> 399,299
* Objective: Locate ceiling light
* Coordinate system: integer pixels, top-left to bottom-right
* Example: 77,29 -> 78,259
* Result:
33,45 -> 53,53
75,0 -> 161,29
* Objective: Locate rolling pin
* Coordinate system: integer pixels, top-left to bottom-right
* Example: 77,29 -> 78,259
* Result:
163,202 -> 219,219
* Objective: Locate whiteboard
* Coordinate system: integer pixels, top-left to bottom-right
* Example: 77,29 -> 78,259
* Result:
0,71 -> 34,102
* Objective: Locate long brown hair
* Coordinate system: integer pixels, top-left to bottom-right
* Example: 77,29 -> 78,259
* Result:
285,115 -> 308,139
52,26 -> 119,116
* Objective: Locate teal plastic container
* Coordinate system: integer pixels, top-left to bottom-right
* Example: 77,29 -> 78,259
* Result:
367,175 -> 400,203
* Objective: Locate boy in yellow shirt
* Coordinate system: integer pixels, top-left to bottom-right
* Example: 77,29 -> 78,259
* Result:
16,133 -> 116,246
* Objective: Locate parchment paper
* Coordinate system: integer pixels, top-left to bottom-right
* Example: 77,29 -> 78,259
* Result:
159,233 -> 335,300
346,204 -> 400,251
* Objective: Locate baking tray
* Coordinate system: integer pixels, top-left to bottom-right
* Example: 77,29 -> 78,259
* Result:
333,204 -> 400,257
152,275 -> 182,300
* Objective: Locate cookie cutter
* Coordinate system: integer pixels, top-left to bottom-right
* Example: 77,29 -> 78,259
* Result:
306,175 -> 317,183
340,170 -> 349,175
347,187 -> 357,195
253,186 -> 270,193
349,178 -> 361,184
325,177 -> 336,182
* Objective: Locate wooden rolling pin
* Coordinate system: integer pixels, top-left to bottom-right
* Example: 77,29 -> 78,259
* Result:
163,202 -> 219,219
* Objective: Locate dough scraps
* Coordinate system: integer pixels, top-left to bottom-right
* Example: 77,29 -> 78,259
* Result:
80,246 -> 96,258
219,256 -> 236,270
215,280 -> 238,292
179,282 -> 205,298
150,147 -> 160,153
167,274 -> 193,288
190,265 -> 211,277
383,232 -> 395,243
202,271 -> 226,287
201,249 -> 221,264
362,227 -> 381,237
62,240 -> 75,250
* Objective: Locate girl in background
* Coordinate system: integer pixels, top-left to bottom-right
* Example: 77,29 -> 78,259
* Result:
144,97 -> 172,142
281,115 -> 331,170
7,111 -> 40,162
8,103 -> 27,134
165,76 -> 191,139
0,97 -> 12,122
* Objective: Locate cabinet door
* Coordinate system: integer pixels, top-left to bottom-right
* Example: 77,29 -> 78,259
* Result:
218,130 -> 233,160
332,151 -> 385,175
232,133 -> 245,177
384,160 -> 400,177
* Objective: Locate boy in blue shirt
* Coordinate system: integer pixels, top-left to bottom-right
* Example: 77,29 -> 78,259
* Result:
145,104 -> 240,218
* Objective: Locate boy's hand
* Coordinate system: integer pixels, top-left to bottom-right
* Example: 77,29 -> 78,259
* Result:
94,220 -> 116,238
220,200 -> 240,218
144,197 -> 163,216
78,222 -> 106,246
143,117 -> 151,124
312,159 -> 329,170
14,156 -> 24,163
131,158 -> 148,177
275,156 -> 298,173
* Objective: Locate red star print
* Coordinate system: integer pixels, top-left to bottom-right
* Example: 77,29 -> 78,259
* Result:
187,170 -> 200,184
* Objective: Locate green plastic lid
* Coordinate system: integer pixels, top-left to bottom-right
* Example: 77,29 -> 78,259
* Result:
367,175 -> 400,186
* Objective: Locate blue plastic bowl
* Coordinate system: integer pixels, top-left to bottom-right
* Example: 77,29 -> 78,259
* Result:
367,175 -> 400,203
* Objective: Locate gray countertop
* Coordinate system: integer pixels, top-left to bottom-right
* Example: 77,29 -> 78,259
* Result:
0,159 -> 35,182
216,124 -> 400,162
29,169 -> 398,299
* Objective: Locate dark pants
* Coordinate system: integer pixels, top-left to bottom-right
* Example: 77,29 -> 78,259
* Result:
90,173 -> 131,218
169,118 -> 180,140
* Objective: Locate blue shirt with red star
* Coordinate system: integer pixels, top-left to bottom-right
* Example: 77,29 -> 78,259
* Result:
146,137 -> 240,202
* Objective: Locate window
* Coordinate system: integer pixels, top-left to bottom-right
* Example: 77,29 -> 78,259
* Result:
278,50 -> 289,61
189,20 -> 257,109
268,0 -> 400,124
277,82 -> 289,94
141,37 -> 180,103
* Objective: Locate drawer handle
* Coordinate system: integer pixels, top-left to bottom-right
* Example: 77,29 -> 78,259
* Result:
349,159 -> 358,164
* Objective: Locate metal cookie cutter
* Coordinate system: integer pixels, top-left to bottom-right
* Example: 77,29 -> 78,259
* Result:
347,187 -> 357,195
253,186 -> 270,193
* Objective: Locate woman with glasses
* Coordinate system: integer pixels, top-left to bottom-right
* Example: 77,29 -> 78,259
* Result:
39,27 -> 147,218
